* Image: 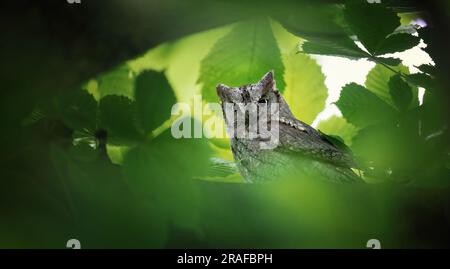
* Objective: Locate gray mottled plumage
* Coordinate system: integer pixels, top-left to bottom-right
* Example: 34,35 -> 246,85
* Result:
216,71 -> 362,183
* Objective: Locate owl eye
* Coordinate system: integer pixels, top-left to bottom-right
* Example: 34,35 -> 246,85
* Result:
258,98 -> 268,104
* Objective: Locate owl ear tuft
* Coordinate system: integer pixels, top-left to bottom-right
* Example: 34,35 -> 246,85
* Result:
216,83 -> 231,100
216,83 -> 230,93
259,70 -> 275,90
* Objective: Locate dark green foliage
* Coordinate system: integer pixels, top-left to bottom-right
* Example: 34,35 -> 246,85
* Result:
365,64 -> 419,109
344,2 -> 400,53
57,89 -> 98,133
388,74 -> 413,111
407,73 -> 436,89
374,57 -> 402,67
275,4 -> 349,42
299,1 -> 419,67
278,4 -> 367,59
134,70 -> 177,133
336,83 -> 396,128
123,127 -> 212,231
375,33 -> 420,55
301,38 -> 368,59
416,64 -> 437,76
99,95 -> 144,145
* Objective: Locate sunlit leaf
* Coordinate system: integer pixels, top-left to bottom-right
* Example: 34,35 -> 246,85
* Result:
317,116 -> 358,146
272,21 -> 328,124
198,18 -> 285,103
281,53 -> 328,124
97,65 -> 135,100
127,43 -> 175,73
106,144 -> 130,165
84,79 -> 100,101
365,64 -> 418,108
129,26 -> 231,103
164,26 -> 232,102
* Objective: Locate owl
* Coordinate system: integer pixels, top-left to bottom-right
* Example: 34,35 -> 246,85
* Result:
216,71 -> 361,183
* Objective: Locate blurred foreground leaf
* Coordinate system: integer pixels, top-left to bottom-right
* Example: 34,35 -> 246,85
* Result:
99,95 -> 144,145
57,89 -> 98,133
123,127 -> 212,230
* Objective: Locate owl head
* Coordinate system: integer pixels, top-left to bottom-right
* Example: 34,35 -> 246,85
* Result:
216,70 -> 280,106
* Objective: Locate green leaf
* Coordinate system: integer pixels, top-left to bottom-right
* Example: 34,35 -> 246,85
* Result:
317,116 -> 358,146
374,57 -> 401,66
336,83 -> 396,128
271,21 -> 328,124
127,43 -> 175,73
375,33 -> 420,55
98,95 -> 143,145
415,64 -> 436,76
97,65 -> 135,100
106,144 -> 130,165
406,73 -> 435,89
351,123 -> 399,172
365,64 -> 418,108
123,127 -> 211,230
198,18 -> 285,103
84,79 -> 100,101
129,25 -> 231,103
319,131 -> 352,156
278,4 -> 367,59
417,27 -> 437,61
275,4 -> 349,43
50,143 -> 168,247
302,38 -> 367,59
351,122 -> 424,182
344,2 -> 400,53
134,70 -> 177,133
282,53 -> 328,124
388,74 -> 413,111
58,89 -> 98,133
